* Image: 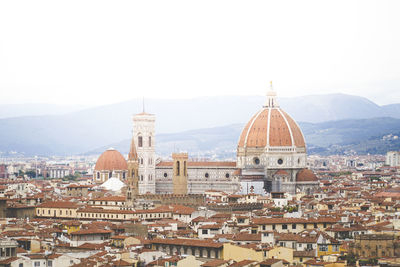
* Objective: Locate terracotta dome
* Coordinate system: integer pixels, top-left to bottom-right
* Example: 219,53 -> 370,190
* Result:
296,168 -> 318,182
238,107 -> 305,149
94,148 -> 128,171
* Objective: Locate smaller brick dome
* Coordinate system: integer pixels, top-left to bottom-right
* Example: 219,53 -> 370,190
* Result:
94,148 -> 128,171
296,168 -> 318,182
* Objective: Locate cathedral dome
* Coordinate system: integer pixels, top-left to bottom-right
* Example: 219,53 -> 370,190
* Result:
94,148 -> 128,171
296,168 -> 318,182
238,85 -> 305,150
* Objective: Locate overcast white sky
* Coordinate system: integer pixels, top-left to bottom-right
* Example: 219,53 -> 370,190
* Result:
0,0 -> 399,106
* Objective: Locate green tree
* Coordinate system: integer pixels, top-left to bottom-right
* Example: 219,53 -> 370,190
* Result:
25,170 -> 36,178
344,253 -> 358,266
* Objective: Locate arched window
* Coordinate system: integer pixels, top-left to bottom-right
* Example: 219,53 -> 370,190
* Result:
184,161 -> 187,176
149,136 -> 152,147
138,136 -> 143,147
176,161 -> 180,176
97,172 -> 100,179
109,171 -> 113,178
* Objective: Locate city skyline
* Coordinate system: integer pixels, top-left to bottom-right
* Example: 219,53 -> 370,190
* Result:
0,1 -> 400,266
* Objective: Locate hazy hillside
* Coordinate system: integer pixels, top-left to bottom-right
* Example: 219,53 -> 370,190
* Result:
280,94 -> 386,122
89,117 -> 400,158
88,124 -> 244,160
382,104 -> 400,119
0,103 -> 87,119
0,94 -> 399,156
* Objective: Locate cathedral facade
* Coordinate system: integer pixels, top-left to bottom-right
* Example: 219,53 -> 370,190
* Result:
94,84 -> 319,197
236,84 -> 318,195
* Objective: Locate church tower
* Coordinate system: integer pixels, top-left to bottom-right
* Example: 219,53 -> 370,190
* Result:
172,153 -> 188,195
126,137 -> 139,206
133,112 -> 156,194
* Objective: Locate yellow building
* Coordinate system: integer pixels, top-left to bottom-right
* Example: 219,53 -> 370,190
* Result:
172,153 -> 188,195
61,220 -> 81,234
316,232 -> 341,257
35,201 -> 78,219
254,217 -> 338,234
177,255 -> 203,267
111,236 -> 142,248
267,246 -> 294,264
222,243 -> 264,262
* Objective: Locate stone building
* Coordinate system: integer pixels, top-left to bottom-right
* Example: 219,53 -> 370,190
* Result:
0,239 -> 17,261
351,234 -> 399,258
236,83 -> 319,194
126,137 -> 139,206
48,165 -> 70,179
96,83 -> 318,197
133,112 -> 156,194
156,160 -> 239,194
66,184 -> 91,197
172,153 -> 188,195
93,148 -> 128,184
0,165 -> 8,179
386,151 -> 400,167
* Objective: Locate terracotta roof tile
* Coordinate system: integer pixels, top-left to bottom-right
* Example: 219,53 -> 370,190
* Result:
238,107 -> 305,148
94,149 -> 127,171
151,238 -> 223,248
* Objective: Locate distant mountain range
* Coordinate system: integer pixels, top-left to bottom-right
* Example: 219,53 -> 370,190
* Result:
0,103 -> 88,119
0,94 -> 399,156
89,117 -> 400,158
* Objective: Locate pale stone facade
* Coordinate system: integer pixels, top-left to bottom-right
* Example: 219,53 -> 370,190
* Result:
133,112 -> 156,194
172,153 -> 188,195
156,162 -> 240,194
236,85 -> 318,195
94,169 -> 126,183
386,151 -> 400,167
128,86 -> 317,197
48,166 -> 70,178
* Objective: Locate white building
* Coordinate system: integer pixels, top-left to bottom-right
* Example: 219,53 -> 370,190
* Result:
155,161 -> 240,194
236,83 -> 318,194
386,151 -> 400,167
48,166 -> 70,179
133,112 -> 156,194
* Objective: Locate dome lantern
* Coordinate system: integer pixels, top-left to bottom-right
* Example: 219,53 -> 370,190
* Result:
264,81 -> 279,108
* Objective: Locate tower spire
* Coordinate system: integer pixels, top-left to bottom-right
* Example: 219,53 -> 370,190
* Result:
264,81 -> 279,108
128,137 -> 138,161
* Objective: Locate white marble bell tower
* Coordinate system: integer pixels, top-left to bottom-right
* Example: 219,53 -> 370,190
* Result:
133,111 -> 156,194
